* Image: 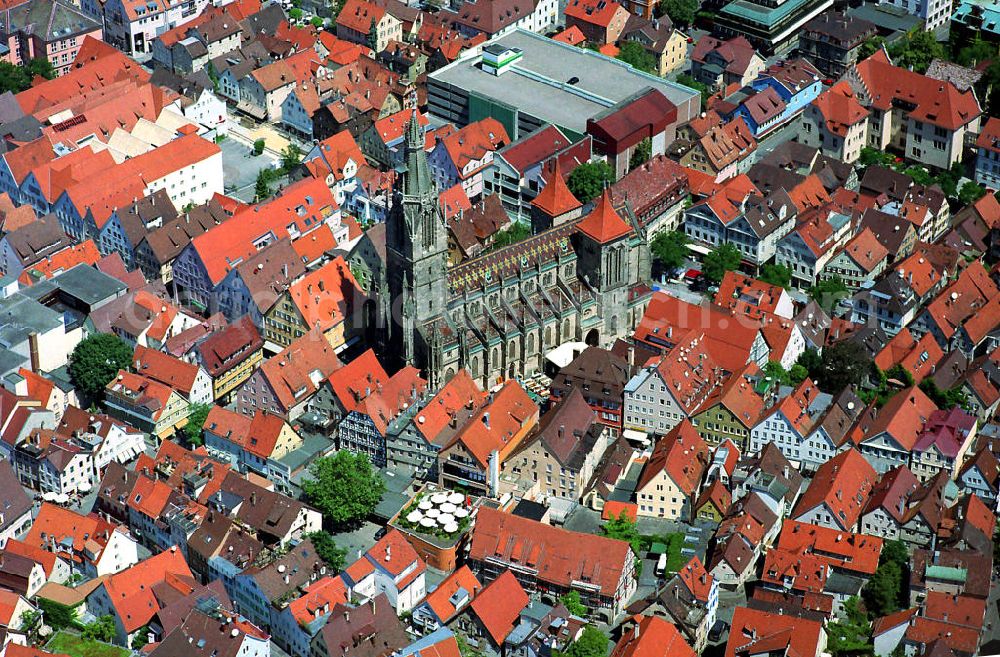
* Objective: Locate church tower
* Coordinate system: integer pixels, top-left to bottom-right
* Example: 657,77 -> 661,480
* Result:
383,112 -> 449,373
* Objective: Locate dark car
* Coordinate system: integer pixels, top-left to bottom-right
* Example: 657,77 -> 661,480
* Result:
709,620 -> 729,643
374,526 -> 388,540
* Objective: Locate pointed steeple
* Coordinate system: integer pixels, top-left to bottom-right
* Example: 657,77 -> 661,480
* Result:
531,159 -> 582,218
403,110 -> 433,198
576,187 -> 632,243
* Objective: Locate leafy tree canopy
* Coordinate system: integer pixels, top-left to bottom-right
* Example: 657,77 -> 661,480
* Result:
629,137 -> 652,170
69,334 -> 134,400
702,243 -> 741,283
650,230 -> 690,270
617,40 -> 656,74
759,263 -> 792,289
82,615 -> 117,643
808,276 -> 849,314
887,29 -> 945,73
557,626 -> 608,657
959,181 -> 986,206
302,451 -> 386,528
817,340 -> 874,394
307,531 -> 348,572
182,403 -> 212,446
601,510 -> 642,555
560,590 -> 588,617
657,0 -> 697,24
566,161 -> 614,204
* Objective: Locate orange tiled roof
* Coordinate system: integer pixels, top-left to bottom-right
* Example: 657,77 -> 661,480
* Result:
612,615 -> 695,657
287,256 -> 364,333
446,380 -> 537,467
289,576 -> 349,626
101,547 -> 194,632
576,187 -> 632,244
637,419 -> 709,495
811,81 -> 868,137
531,158 -> 581,217
424,565 -> 481,623
439,118 -> 509,177
853,50 -> 981,131
793,448 -> 876,529
469,570 -> 529,646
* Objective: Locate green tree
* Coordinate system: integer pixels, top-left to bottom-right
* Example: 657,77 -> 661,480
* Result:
888,29 -> 944,73
808,276 -> 849,314
857,147 -> 896,170
19,609 -> 40,632
657,0 -> 697,24
311,16 -> 324,27
954,37 -> 995,66
567,161 -> 614,204
307,531 -> 347,571
702,243 -> 741,283
789,363 -> 809,386
252,138 -> 266,156
255,168 -> 279,201
37,598 -> 76,631
26,58 -> 56,82
0,62 -> 30,93
959,181 -> 986,206
919,378 -> 969,410
759,263 -> 791,289
616,40 -> 656,74
69,334 -> 134,400
885,363 -> 914,387
281,143 -> 303,173
629,137 -> 652,170
817,340 -> 873,394
651,230 -> 690,270
492,222 -> 531,249
82,615 -> 117,642
797,348 -> 822,379
676,73 -> 710,105
601,510 -> 642,555
934,162 -> 963,198
132,626 -> 151,650
289,7 -> 303,21
560,590 -> 588,617
902,165 -> 933,186
182,403 -> 212,446
863,560 -> 903,616
764,360 -> 791,387
557,626 -> 608,657
857,35 -> 886,60
302,451 -> 386,528
827,597 -> 873,656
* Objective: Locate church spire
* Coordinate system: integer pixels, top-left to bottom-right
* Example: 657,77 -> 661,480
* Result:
404,110 -> 432,198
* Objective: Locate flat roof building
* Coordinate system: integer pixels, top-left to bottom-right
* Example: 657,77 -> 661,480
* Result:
427,29 -> 700,140
712,0 -> 834,55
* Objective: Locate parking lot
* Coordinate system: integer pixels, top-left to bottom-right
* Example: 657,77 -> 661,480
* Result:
219,136 -> 281,202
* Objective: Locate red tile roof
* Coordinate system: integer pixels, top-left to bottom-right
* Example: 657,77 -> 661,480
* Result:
576,187 -> 633,244
469,570 -> 529,646
713,271 -> 788,319
552,25 -> 586,45
637,419 -> 709,494
438,118 -> 509,177
256,330 -> 342,411
975,116 -> 1000,154
612,616 -> 695,657
853,50 -> 981,131
602,500 -> 638,522
446,380 -> 537,467
412,369 -> 485,445
811,81 -> 868,136
469,507 -> 633,597
839,227 -> 888,273
874,329 -> 943,380
531,158 -> 581,217
775,519 -> 882,576
329,349 -> 389,414
132,346 -> 200,398
101,547 -> 195,632
677,556 -> 715,603
564,0 -> 627,28
25,504 -> 120,561
857,385 -> 938,451
197,316 -> 263,377
289,576 -> 349,626
287,256 -> 364,333
725,606 -> 824,657
337,0 -> 387,34
793,448 -> 876,529
424,565 -> 481,623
